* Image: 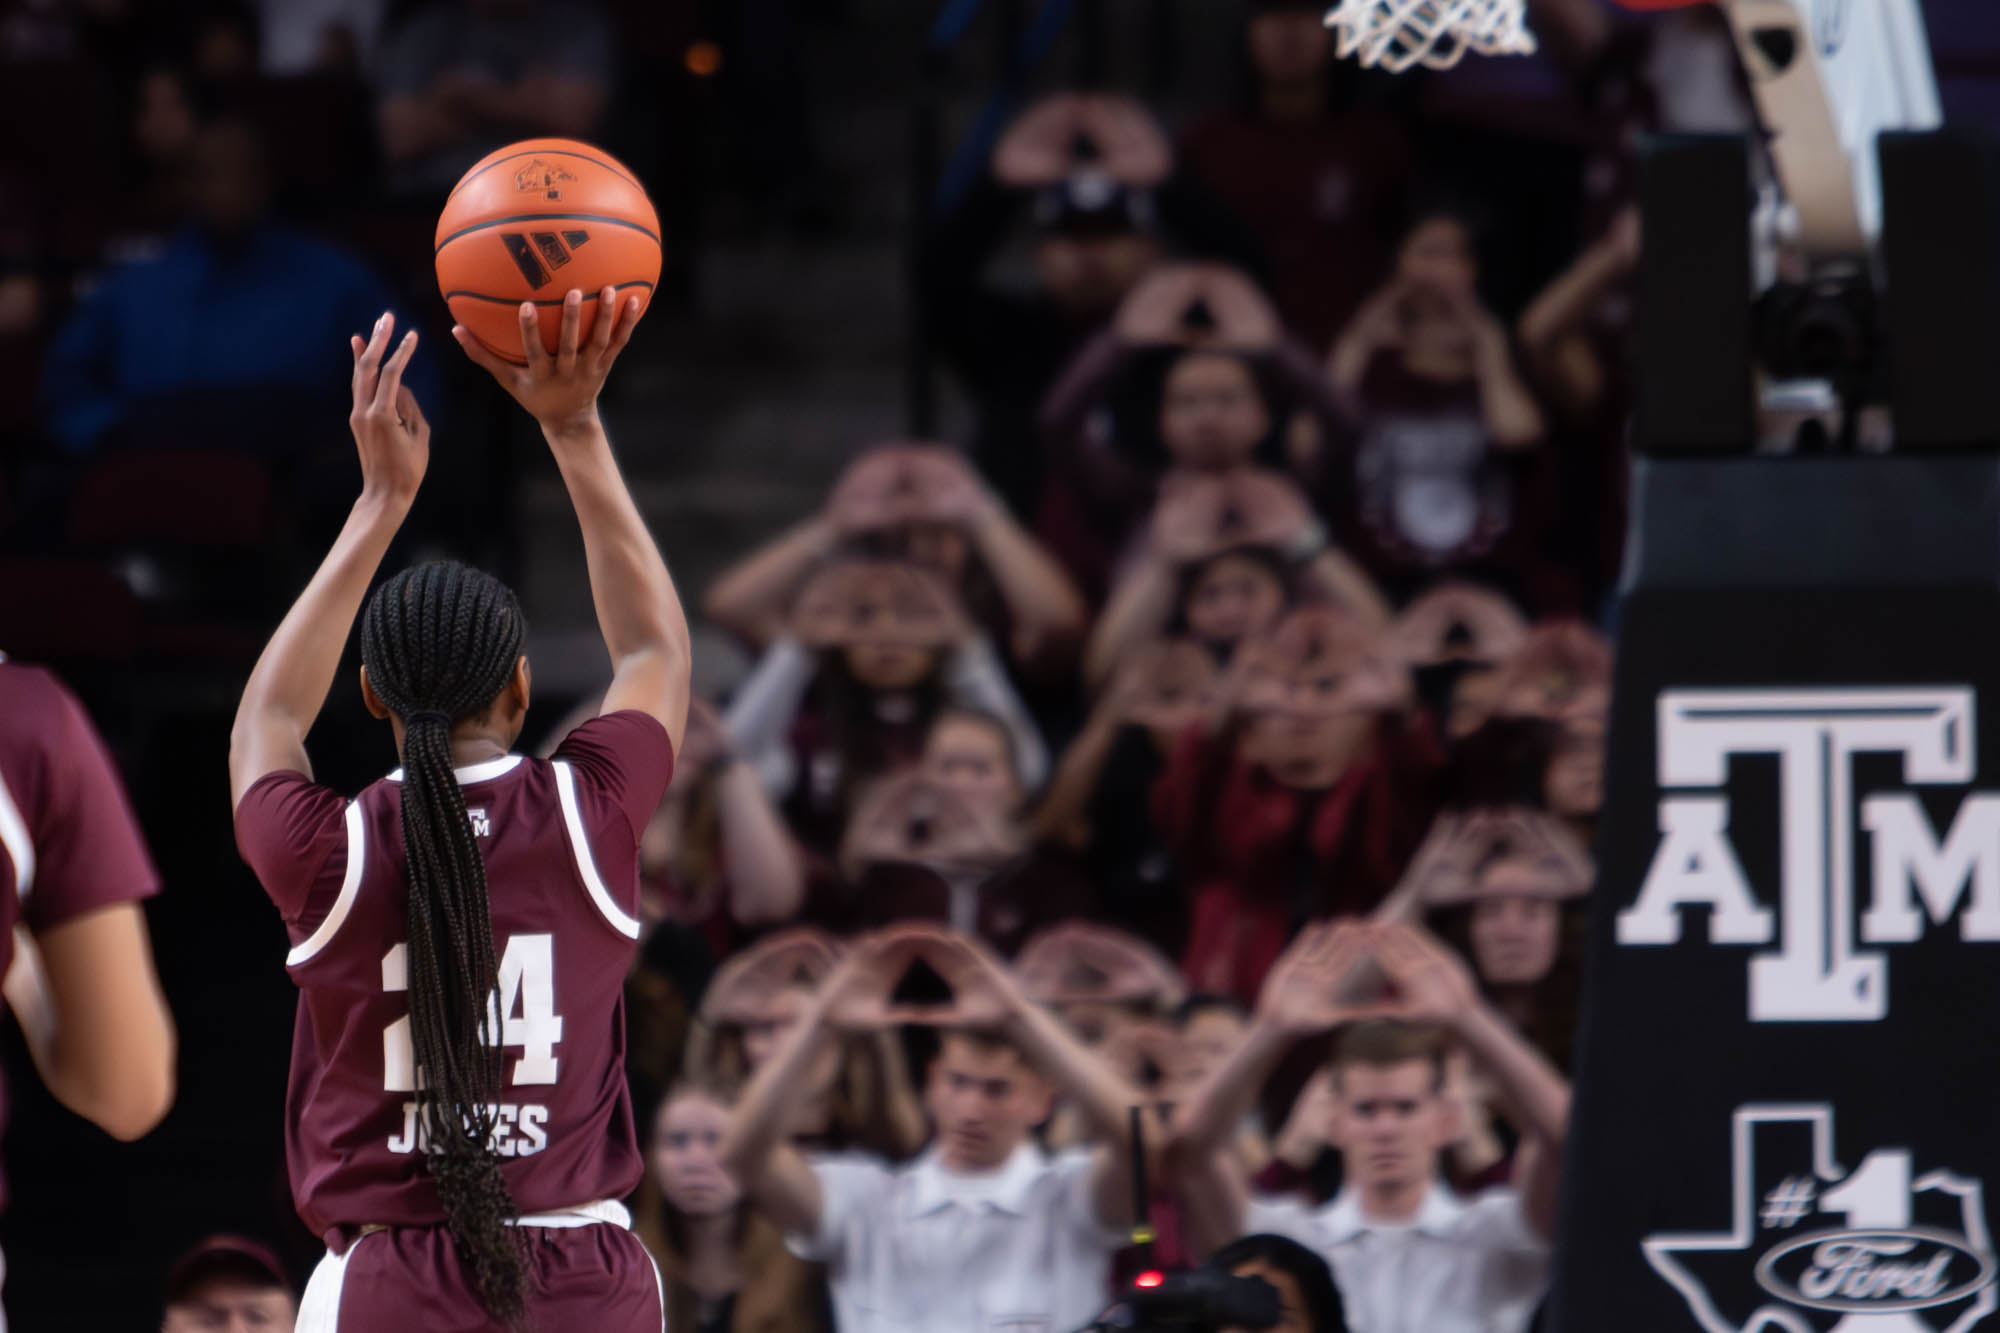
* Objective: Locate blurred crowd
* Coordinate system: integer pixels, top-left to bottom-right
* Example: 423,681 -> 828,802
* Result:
0,0 -> 1791,1328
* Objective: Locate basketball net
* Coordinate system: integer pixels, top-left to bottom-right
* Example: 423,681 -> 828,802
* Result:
1323,0 -> 1537,73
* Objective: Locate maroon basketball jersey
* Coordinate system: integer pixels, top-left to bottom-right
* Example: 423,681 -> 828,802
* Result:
234,711 -> 673,1247
0,658 -> 163,1211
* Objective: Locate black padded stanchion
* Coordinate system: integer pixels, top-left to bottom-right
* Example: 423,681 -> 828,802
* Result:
1549,452 -> 2000,1331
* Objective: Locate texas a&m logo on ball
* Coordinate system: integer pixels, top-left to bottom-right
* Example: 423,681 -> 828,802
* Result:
513,158 -> 577,199
1616,688 -> 2000,1022
1643,1104 -> 1996,1332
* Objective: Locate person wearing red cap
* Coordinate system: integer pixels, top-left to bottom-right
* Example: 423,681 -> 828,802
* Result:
161,1235 -> 294,1333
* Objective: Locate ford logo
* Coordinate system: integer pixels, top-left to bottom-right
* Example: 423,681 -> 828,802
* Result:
1755,1228 -> 1995,1313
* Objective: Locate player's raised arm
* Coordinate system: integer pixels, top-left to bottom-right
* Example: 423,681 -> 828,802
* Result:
228,315 -> 427,809
454,288 -> 691,752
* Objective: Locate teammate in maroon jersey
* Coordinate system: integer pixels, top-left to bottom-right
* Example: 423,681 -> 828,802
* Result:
230,289 -> 690,1330
0,660 -> 176,1328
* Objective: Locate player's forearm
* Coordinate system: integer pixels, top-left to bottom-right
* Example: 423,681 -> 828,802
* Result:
545,414 -> 691,679
230,491 -> 410,799
1169,1016 -> 1293,1157
1454,1004 -> 1570,1149
21,911 -> 176,1142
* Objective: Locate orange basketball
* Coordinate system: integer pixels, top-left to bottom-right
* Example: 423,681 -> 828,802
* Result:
435,138 -> 661,364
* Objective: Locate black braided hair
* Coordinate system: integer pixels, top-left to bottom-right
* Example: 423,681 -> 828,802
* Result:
359,561 -> 530,1324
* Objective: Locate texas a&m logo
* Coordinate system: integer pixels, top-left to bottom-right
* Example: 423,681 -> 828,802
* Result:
513,159 -> 576,198
1643,1103 -> 1996,1332
1617,688 -> 2000,1022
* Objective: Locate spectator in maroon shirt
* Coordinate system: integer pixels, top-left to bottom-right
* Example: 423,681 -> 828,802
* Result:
1178,0 -> 1415,353
1150,608 -> 1442,1001
0,661 -> 176,1153
1325,202 -> 1562,608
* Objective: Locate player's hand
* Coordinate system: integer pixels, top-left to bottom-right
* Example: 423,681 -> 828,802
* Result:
452,284 -> 641,437
349,312 -> 429,504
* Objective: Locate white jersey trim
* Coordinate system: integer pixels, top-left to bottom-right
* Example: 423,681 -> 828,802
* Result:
508,1198 -> 632,1228
384,754 -> 524,785
296,1232 -> 368,1333
287,801 -> 365,968
0,770 -> 34,907
551,761 -> 641,940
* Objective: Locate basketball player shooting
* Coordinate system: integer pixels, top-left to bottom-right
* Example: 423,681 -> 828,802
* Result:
229,287 -> 690,1331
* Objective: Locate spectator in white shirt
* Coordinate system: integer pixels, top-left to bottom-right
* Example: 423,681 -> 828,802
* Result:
1168,921 -> 1569,1333
722,925 -> 1144,1333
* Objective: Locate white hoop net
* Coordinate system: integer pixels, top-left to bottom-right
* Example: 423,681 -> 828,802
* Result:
1322,0 -> 1537,73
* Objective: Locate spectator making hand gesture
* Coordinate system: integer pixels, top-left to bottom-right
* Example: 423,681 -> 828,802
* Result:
721,926 -> 1145,1333
1169,921 -> 1567,1332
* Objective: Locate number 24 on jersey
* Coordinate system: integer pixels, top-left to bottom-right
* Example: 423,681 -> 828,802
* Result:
380,933 -> 565,1092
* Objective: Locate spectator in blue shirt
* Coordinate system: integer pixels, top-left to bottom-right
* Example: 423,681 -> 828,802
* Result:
40,114 -> 433,457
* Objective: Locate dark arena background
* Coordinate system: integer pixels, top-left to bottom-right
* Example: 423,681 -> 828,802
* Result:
3,1 -> 2000,1330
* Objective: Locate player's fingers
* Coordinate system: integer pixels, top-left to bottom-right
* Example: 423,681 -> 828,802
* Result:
556,289 -> 582,373
451,325 -> 509,379
395,385 -> 427,435
354,312 -> 391,397
589,285 -> 617,354
374,329 -> 418,413
606,295 -> 641,360
517,301 -> 550,372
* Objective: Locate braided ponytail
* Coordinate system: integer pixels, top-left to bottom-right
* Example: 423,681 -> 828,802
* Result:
360,561 -> 529,1324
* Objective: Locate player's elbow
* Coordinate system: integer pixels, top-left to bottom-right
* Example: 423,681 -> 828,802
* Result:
92,1066 -> 175,1141
66,1038 -> 176,1141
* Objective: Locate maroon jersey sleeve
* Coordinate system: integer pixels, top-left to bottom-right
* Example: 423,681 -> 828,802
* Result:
549,710 -> 674,844
2,666 -> 160,932
234,770 -> 350,931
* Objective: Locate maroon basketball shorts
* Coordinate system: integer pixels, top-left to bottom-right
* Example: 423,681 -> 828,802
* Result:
296,1206 -> 662,1332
